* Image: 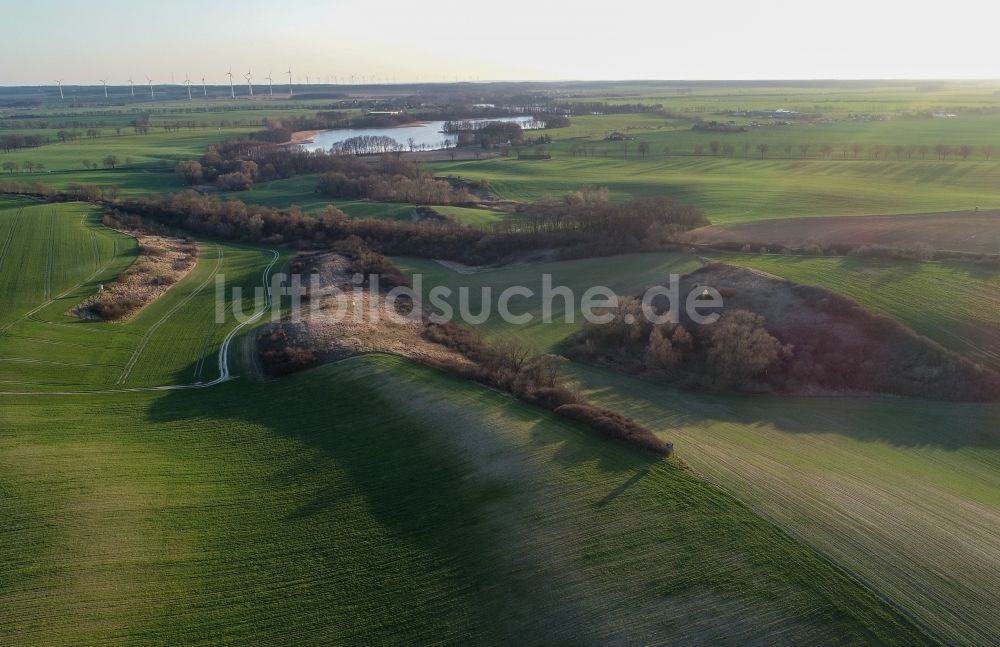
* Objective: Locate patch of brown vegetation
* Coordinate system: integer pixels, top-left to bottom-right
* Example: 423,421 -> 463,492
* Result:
257,252 -> 473,374
70,220 -> 198,322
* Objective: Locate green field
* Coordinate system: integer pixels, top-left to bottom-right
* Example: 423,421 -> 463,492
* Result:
226,173 -> 417,219
0,199 -> 288,391
4,82 -> 1000,645
394,251 -> 1000,645
0,355 -> 939,645
430,155 -> 1000,223
0,202 -> 939,643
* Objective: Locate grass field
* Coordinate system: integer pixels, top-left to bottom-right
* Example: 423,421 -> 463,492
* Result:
0,199 -> 290,391
0,354 -> 939,645
4,83 -> 1000,645
394,251 -> 1000,645
225,173 -> 417,219
430,155 -> 1000,223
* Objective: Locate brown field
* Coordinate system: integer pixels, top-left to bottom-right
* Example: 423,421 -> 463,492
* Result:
686,211 -> 1000,255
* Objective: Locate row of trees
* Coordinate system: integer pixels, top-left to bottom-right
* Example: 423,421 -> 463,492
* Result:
331,135 -> 404,155
0,134 -> 48,152
569,140 -> 997,161
3,160 -> 45,174
107,184 -> 705,266
9,157 -> 130,174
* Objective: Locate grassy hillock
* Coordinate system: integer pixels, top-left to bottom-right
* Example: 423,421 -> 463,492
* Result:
714,253 -> 1000,371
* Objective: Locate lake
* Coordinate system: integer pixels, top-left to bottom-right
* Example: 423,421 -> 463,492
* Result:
301,116 -> 540,153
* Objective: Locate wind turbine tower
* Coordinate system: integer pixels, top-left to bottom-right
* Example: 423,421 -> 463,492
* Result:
146,77 -> 154,99
55,79 -> 64,100
128,76 -> 135,97
184,74 -> 192,101
287,67 -> 293,96
226,68 -> 235,99
265,71 -> 273,97
244,70 -> 254,97
99,79 -> 108,98
202,76 -> 207,96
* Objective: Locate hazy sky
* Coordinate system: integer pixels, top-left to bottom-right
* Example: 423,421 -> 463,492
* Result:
2,0 -> 998,84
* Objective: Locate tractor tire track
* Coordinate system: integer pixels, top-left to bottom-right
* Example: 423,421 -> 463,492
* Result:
42,209 -> 55,300
116,245 -> 224,386
0,208 -> 24,272
3,217 -> 123,335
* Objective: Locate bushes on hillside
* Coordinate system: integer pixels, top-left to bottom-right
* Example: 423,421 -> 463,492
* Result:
257,327 -> 320,376
175,160 -> 203,185
554,404 -> 671,455
570,269 -> 1000,401
572,305 -> 789,393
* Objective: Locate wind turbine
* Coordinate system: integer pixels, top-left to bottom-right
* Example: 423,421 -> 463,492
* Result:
226,68 -> 235,99
54,79 -> 64,100
99,79 -> 108,98
128,76 -> 135,97
287,67 -> 293,96
244,70 -> 253,97
202,76 -> 207,96
264,71 -> 273,97
146,76 -> 154,99
184,73 -> 192,101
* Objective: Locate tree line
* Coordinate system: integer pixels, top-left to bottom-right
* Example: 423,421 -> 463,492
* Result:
570,139 -> 997,161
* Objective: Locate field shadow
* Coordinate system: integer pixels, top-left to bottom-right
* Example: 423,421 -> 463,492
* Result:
144,354 -> 659,639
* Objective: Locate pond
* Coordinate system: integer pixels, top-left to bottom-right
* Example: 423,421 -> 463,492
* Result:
300,116 -> 541,153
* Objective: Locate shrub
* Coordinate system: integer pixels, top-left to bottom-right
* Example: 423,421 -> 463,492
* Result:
554,404 -> 671,455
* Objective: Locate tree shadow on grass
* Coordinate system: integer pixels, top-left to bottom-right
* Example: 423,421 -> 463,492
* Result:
144,354 -> 658,643
571,363 -> 1000,450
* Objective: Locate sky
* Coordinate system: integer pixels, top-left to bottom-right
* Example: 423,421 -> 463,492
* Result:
2,0 -> 999,85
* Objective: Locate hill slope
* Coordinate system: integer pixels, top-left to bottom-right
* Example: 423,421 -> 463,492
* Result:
0,355 -> 937,646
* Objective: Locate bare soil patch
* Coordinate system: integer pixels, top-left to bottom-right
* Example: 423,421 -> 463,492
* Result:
287,130 -> 326,145
686,211 -> 1000,256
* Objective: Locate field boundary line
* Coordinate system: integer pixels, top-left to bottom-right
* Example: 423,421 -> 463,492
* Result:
42,209 -> 55,300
